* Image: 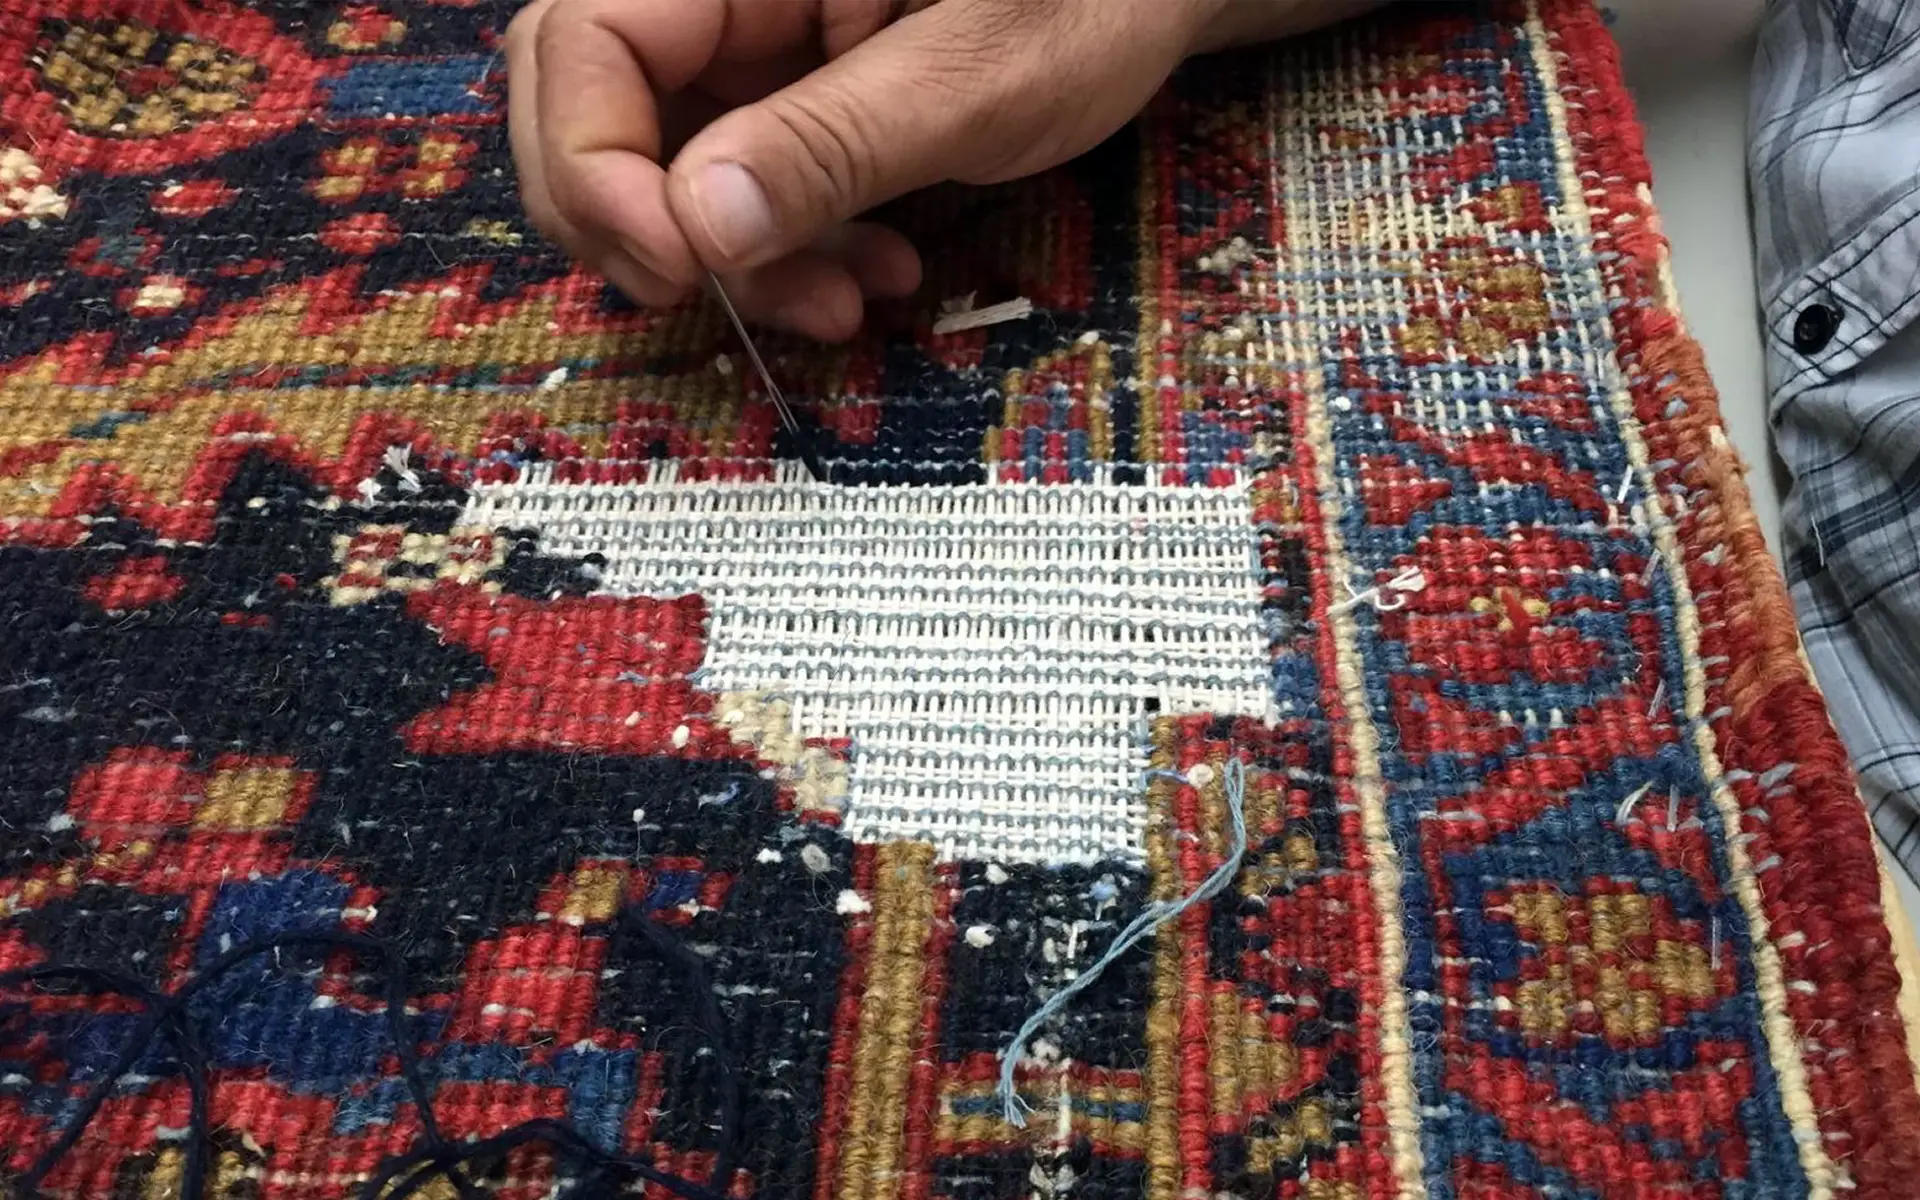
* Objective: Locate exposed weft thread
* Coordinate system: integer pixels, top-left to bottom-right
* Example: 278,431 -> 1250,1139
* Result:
993,756 -> 1248,1126
0,912 -> 739,1200
1328,566 -> 1425,614
930,294 -> 1034,335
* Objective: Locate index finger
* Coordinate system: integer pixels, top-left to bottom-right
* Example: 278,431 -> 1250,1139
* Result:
534,0 -> 729,285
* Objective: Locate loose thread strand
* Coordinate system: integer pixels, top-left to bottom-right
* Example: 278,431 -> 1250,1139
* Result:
994,756 -> 1249,1126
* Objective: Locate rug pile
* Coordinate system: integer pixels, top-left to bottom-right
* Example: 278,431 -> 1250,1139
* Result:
3,1 -> 1918,1197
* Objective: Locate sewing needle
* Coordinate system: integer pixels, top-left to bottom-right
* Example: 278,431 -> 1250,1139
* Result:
707,271 -> 826,482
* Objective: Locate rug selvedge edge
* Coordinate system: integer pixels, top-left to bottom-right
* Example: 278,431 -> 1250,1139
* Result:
1533,0 -> 1920,1193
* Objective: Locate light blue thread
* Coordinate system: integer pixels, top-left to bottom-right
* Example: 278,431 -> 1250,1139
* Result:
994,756 -> 1249,1126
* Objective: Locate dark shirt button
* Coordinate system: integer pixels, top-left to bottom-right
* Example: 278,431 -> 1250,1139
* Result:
1792,303 -> 1841,355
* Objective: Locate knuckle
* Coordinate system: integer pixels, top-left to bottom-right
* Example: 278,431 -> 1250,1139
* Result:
521,198 -> 583,261
505,0 -> 553,54
968,0 -> 1048,43
762,88 -> 876,219
534,143 -> 603,230
533,0 -> 623,59
919,1 -> 1026,80
542,165 -> 595,228
530,5 -> 569,64
504,8 -> 533,50
915,3 -> 1055,121
517,184 -> 565,242
531,0 -> 613,70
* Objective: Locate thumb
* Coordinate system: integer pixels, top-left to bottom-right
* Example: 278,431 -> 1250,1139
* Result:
665,1 -> 1047,271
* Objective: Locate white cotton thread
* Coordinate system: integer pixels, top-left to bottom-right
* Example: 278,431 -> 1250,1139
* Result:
932,295 -> 1034,334
1614,780 -> 1653,827
382,445 -> 423,494
463,479 -> 1273,864
1330,566 -> 1426,614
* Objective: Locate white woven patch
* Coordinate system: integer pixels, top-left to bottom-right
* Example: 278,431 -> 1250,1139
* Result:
463,476 -> 1272,863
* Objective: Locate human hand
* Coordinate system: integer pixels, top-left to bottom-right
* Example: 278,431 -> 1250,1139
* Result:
506,0 -> 1374,340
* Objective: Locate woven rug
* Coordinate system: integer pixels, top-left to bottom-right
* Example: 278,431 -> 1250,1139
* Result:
4,1 -> 1919,1196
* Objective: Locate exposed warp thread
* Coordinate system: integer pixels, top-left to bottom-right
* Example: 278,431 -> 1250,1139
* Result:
0,910 -> 739,1200
993,755 -> 1248,1126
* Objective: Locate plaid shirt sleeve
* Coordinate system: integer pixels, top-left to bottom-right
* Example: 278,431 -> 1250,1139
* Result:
1750,0 -> 1920,882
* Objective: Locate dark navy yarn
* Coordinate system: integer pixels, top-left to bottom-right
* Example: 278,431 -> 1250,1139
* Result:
1,909 -> 739,1200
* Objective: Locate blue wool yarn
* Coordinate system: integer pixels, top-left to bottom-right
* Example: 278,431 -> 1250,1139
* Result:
995,756 -> 1249,1126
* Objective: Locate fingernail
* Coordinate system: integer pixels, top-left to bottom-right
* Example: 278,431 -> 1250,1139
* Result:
692,161 -> 776,261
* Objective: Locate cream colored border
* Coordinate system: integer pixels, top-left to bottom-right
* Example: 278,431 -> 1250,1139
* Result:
1263,53 -> 1428,1200
1296,370 -> 1425,1200
1524,4 -> 1837,1193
